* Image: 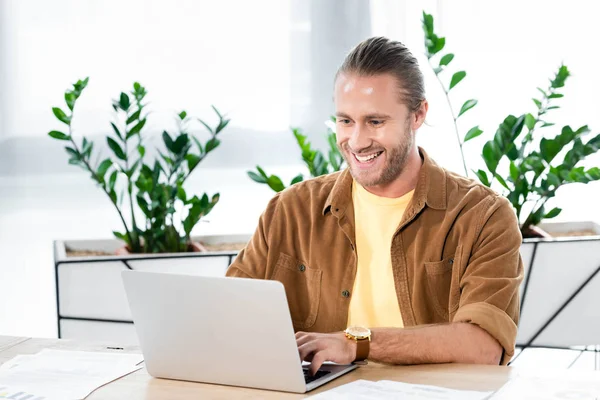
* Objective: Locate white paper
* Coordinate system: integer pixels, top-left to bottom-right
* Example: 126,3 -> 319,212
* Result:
310,379 -> 493,399
0,384 -> 55,400
0,349 -> 143,400
491,370 -> 600,400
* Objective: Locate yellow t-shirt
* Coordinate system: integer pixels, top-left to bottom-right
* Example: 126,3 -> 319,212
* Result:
347,181 -> 414,328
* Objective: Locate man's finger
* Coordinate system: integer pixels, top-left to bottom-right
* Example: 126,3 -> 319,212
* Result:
296,333 -> 314,348
298,341 -> 318,361
309,350 -> 327,376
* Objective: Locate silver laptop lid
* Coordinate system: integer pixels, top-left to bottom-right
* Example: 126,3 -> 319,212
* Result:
122,270 -> 306,393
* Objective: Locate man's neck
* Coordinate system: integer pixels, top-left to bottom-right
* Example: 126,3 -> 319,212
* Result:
362,147 -> 422,198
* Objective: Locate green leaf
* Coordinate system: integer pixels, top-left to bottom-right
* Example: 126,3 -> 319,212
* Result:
126,109 -> 141,125
177,187 -> 187,202
544,207 -> 562,219
211,105 -> 223,119
215,118 -> 230,134
186,154 -> 201,170
108,170 -> 119,192
549,93 -> 564,99
551,64 -> 570,89
290,174 -> 304,185
107,137 -> 126,160
532,98 -> 542,109
247,170 -> 267,184
162,131 -> 175,153
457,99 -> 478,118
541,122 -> 556,128
48,130 -> 70,141
256,166 -> 268,178
537,87 -> 548,98
509,162 -> 519,182
205,138 -> 221,153
449,71 -> 466,90
432,37 -> 445,54
65,146 -> 78,158
267,175 -> 286,192
439,53 -> 454,67
525,113 -> 536,130
474,169 -> 490,187
64,92 -> 76,111
119,92 -> 130,111
192,136 -> 204,154
422,11 -> 434,36
494,173 -> 509,190
138,145 -> 146,157
97,159 -> 113,180
127,119 -> 146,138
113,231 -> 130,244
179,111 -> 187,120
540,138 -> 561,163
52,107 -> 71,124
464,126 -> 483,143
110,122 -> 122,140
482,141 -> 500,174
197,118 -> 214,135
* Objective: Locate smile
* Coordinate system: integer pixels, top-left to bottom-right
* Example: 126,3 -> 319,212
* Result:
353,151 -> 383,164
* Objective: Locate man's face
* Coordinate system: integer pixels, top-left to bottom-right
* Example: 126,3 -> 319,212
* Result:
334,73 -> 425,188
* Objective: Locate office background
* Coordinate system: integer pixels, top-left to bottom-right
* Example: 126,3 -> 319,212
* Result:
0,0 -> 599,369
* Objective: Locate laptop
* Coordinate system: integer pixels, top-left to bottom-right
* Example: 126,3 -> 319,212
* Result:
121,270 -> 358,393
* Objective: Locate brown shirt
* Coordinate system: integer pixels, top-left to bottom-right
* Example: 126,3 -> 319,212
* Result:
227,148 -> 523,365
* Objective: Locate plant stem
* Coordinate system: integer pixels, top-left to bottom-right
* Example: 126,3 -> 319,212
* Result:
68,126 -> 134,247
123,115 -> 141,252
428,59 -> 469,177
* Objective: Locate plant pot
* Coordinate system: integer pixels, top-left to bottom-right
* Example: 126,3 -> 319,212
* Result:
53,234 -> 250,344
517,221 -> 600,349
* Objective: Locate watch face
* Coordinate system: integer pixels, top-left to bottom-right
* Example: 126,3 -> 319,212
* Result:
346,326 -> 371,339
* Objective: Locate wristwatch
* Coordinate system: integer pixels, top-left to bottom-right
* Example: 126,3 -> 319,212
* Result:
344,326 -> 371,362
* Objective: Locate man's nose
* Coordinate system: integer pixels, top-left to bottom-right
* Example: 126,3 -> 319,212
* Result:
347,124 -> 372,152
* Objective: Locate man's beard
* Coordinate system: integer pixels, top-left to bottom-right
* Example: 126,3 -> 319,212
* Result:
341,123 -> 414,188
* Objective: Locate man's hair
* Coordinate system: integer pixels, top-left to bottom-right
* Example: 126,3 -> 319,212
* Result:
336,36 -> 425,112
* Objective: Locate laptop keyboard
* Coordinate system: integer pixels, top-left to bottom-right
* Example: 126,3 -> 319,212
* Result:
303,367 -> 331,384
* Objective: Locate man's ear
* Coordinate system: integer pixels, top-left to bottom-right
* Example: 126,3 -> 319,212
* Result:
412,100 -> 429,131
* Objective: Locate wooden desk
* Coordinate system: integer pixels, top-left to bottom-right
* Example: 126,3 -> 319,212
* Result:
0,336 -> 515,399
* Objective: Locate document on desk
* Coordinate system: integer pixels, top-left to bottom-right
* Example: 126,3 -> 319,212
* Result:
0,349 -> 143,400
490,369 -> 600,399
309,379 -> 493,399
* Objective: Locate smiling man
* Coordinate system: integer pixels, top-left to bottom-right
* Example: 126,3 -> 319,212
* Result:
226,37 -> 523,374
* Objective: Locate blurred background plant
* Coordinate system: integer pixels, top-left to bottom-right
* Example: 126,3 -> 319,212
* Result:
422,11 -> 600,237
247,117 -> 344,192
48,78 -> 229,253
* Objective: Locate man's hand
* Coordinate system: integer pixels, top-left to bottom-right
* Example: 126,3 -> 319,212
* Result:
295,331 -> 356,375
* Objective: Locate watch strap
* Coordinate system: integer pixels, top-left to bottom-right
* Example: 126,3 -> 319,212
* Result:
355,337 -> 370,362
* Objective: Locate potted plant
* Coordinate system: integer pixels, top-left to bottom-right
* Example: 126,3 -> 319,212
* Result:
247,120 -> 345,192
49,78 -> 250,342
422,12 -> 600,351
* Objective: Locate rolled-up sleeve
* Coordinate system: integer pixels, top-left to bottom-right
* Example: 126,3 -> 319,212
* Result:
452,195 -> 524,365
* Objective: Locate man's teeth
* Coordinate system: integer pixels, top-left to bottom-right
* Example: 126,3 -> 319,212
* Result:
355,152 -> 382,162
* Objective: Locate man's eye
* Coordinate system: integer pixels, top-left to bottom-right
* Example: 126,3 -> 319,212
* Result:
370,120 -> 383,126
338,119 -> 351,125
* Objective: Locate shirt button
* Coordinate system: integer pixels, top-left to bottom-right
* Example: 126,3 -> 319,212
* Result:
298,264 -> 306,272
449,258 -> 454,265
342,290 -> 350,298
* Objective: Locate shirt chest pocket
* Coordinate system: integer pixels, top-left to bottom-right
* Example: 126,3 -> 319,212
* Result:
423,246 -> 462,319
271,253 -> 322,330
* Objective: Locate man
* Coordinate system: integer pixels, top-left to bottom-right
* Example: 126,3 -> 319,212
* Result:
227,37 -> 523,374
